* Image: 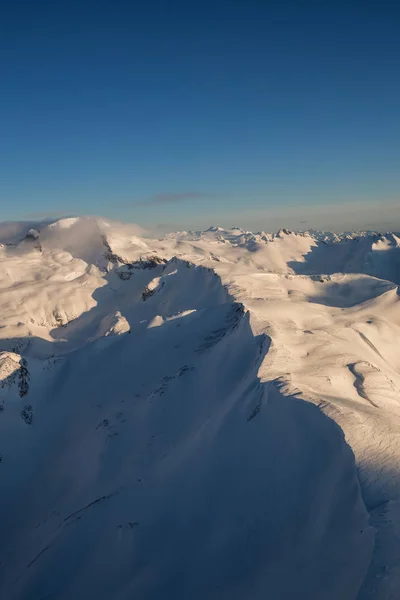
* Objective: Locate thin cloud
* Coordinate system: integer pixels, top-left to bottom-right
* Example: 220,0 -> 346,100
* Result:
25,211 -> 75,219
147,192 -> 207,205
155,223 -> 173,229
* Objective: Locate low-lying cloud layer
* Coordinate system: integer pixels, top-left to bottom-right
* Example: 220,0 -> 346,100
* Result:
147,192 -> 206,205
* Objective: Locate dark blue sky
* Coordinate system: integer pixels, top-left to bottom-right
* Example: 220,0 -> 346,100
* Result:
1,1 -> 399,231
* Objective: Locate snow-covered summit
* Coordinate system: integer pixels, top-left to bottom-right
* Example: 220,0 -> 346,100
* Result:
0,215 -> 400,599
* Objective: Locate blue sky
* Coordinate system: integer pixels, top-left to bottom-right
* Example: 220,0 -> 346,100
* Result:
1,1 -> 399,231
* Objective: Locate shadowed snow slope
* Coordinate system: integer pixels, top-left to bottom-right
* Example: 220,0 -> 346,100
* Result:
1,217 -> 400,599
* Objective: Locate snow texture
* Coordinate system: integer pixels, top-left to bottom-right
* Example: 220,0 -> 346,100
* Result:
0,216 -> 400,599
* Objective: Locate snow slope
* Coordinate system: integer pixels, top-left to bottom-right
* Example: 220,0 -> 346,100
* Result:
0,217 -> 399,599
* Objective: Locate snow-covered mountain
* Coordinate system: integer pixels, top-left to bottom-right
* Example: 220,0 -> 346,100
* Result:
1,216 -> 400,599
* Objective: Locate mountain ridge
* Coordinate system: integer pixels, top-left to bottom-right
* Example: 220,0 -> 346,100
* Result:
1,215 -> 400,599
